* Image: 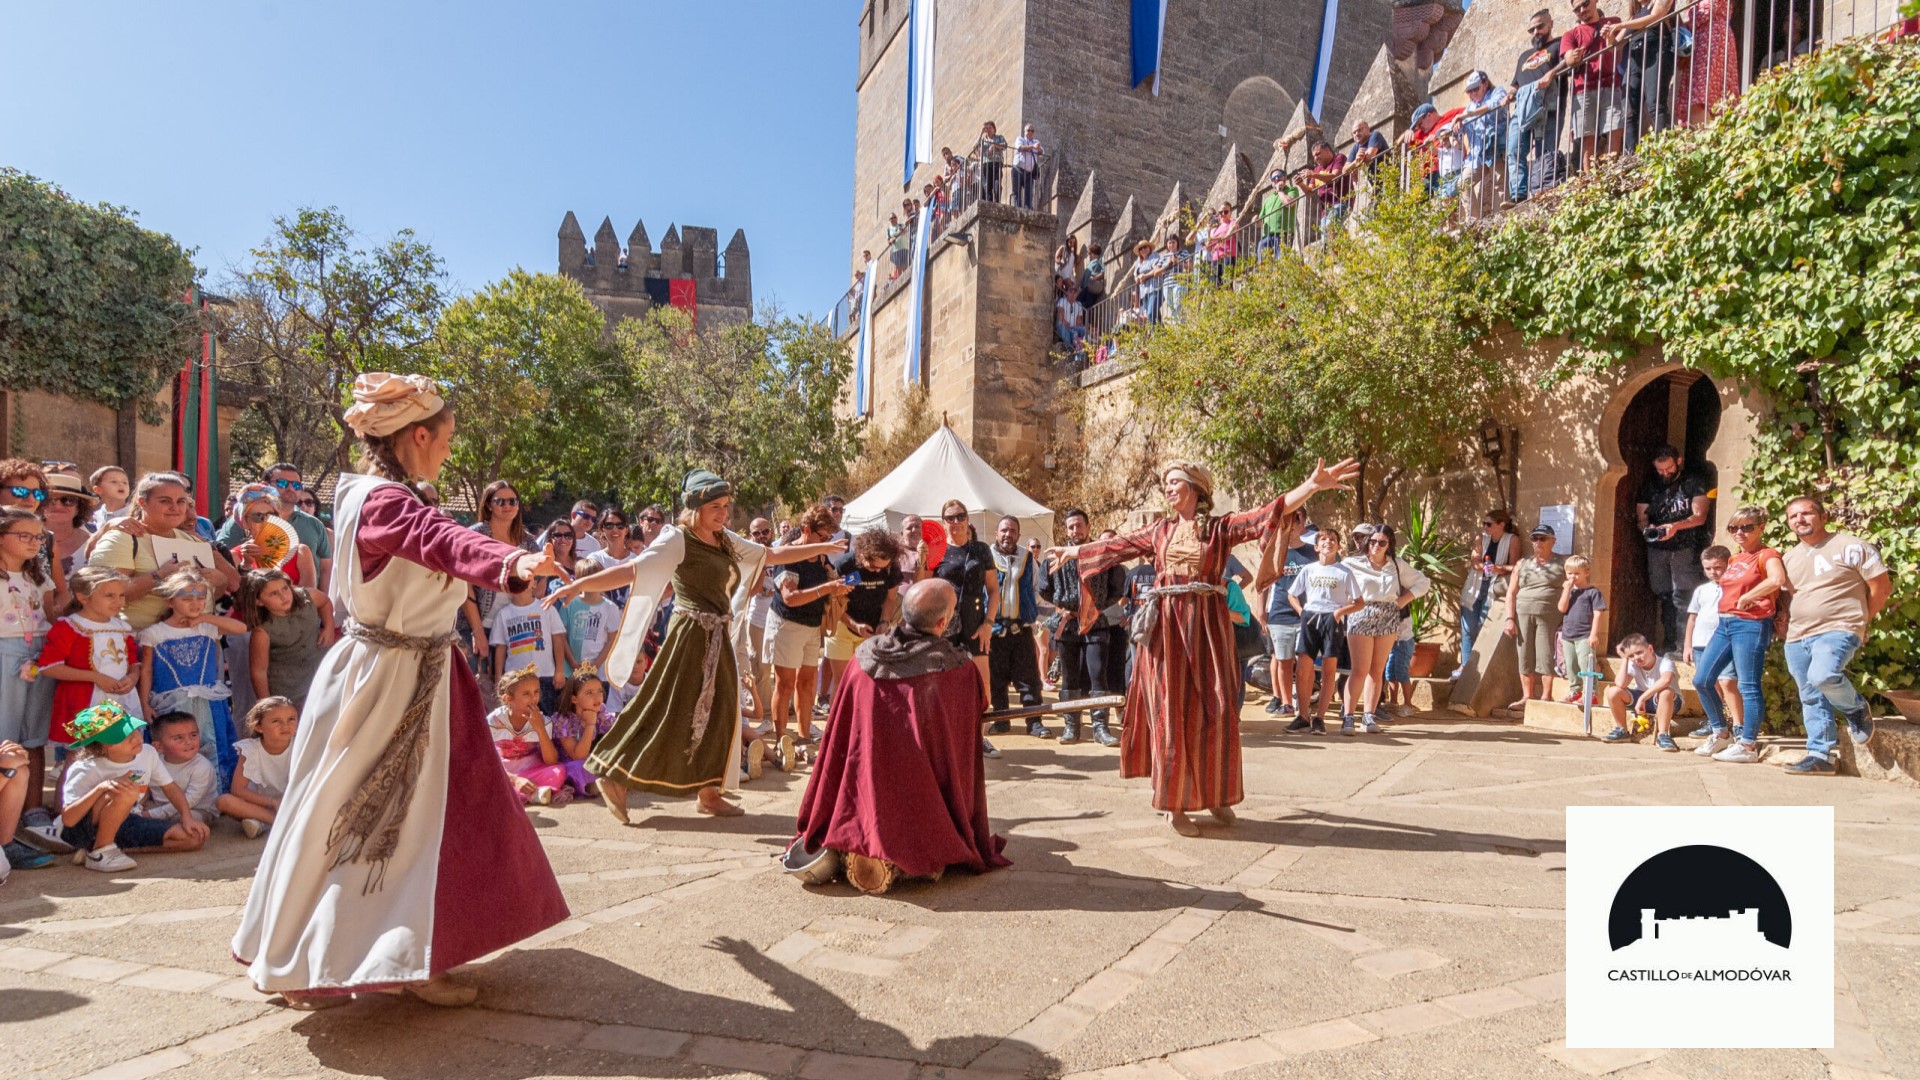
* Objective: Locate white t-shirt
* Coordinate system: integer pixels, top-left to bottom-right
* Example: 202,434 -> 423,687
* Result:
489,600 -> 565,679
1623,654 -> 1676,695
141,752 -> 217,820
89,503 -> 133,531
1686,581 -> 1724,649
1014,135 -> 1041,171
62,744 -> 174,808
1290,562 -> 1359,614
233,736 -> 292,798
572,533 -> 603,557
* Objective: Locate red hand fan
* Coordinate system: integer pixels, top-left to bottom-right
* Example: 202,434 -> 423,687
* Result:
920,518 -> 948,570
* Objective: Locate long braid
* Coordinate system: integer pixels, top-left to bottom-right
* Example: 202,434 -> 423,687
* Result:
1195,493 -> 1215,542
358,433 -> 424,500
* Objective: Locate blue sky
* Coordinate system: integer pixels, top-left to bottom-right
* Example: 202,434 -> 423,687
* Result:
1,2 -> 856,316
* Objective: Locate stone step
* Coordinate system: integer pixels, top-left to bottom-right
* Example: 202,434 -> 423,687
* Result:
1520,699 -> 1739,746
1831,717 -> 1920,786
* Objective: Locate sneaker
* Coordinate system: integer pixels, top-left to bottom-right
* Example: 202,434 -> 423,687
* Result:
550,785 -> 574,808
22,806 -> 53,829
1655,733 -> 1679,752
18,822 -> 75,855
1264,698 -> 1283,716
1562,690 -> 1583,704
1278,702 -> 1296,717
1448,667 -> 1464,680
1309,718 -> 1326,736
1694,732 -> 1729,757
777,733 -> 799,773
1783,754 -> 1835,776
1846,710 -> 1874,745
1688,723 -> 1713,738
241,818 -> 265,839
746,738 -> 768,781
84,845 -> 137,873
1041,680 -> 1058,693
1393,703 -> 1413,718
1602,727 -> 1631,743
533,786 -> 556,806
1362,714 -> 1382,734
1026,719 -> 1049,740
3,840 -> 53,870
1713,741 -> 1762,763
1285,717 -> 1311,734
1339,715 -> 1356,737
981,738 -> 1001,759
988,720 -> 1012,735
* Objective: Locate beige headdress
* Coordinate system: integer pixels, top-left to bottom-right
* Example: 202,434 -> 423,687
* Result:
342,373 -> 445,437
1162,461 -> 1215,500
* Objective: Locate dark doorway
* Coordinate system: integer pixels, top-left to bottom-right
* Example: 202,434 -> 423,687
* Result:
1608,372 -> 1721,652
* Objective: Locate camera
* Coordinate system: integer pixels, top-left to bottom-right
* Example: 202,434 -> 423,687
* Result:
1644,526 -> 1665,541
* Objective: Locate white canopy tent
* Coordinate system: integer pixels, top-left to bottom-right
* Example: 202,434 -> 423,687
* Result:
841,425 -> 1056,543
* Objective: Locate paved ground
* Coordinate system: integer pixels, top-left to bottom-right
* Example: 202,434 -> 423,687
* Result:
5,705 -> 1918,1080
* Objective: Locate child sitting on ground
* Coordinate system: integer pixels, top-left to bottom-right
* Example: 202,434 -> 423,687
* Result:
217,696 -> 298,838
138,568 -> 246,785
1684,545 -> 1743,749
547,666 -> 614,799
607,650 -> 648,713
142,711 -> 219,826
487,666 -> 569,806
1557,556 -> 1607,704
59,703 -> 208,872
1603,633 -> 1679,751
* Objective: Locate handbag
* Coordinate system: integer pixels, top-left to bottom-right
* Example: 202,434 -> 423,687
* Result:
1233,618 -> 1266,664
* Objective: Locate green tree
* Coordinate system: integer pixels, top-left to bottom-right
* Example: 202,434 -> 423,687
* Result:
0,168 -> 200,415
1477,36 -> 1920,695
611,306 -> 861,515
1130,185 -> 1506,517
221,207 -> 445,475
421,269 -> 615,511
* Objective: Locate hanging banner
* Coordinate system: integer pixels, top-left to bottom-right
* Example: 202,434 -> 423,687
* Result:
853,258 -> 878,417
903,0 -> 937,183
1308,0 -> 1340,117
1130,0 -> 1169,95
903,208 -> 934,389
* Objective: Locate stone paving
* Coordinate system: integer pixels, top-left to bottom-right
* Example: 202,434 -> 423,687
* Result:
5,706 -> 1919,1080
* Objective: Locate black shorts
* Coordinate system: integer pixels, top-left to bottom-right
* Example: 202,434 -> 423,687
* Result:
63,813 -> 174,852
1297,612 -> 1345,662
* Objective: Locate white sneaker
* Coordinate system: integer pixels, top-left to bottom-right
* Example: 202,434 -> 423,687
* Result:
19,823 -> 75,855
534,786 -> 555,806
1694,733 -> 1729,757
241,818 -> 265,839
84,845 -> 138,873
1713,741 -> 1762,764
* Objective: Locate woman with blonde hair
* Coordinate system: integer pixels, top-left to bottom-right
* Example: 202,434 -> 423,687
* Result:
1047,457 -> 1358,834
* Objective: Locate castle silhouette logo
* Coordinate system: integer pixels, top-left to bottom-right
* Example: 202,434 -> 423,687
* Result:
1566,808 -> 1833,1049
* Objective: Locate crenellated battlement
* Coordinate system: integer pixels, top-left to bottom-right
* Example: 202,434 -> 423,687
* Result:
557,211 -> 753,327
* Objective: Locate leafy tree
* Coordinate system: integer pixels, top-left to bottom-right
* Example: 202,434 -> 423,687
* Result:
420,270 -> 615,511
0,168 -> 200,416
610,306 -> 860,516
1478,36 -> 1920,697
220,207 -> 444,475
1129,185 -> 1506,518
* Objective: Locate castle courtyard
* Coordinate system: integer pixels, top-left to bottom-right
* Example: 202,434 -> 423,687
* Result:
8,705 -> 1916,1080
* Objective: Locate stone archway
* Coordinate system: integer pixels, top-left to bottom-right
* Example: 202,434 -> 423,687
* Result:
1222,76 -> 1296,161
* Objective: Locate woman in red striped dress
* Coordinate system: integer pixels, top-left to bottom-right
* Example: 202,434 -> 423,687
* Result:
1050,458 -> 1357,835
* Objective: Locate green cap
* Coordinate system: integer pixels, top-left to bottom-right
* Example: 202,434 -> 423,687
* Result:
681,469 -> 732,510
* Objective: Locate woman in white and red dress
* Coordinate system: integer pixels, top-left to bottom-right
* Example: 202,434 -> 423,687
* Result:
233,374 -> 568,1009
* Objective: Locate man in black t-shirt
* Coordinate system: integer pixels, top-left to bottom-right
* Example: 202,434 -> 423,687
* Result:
1037,509 -> 1127,747
1508,9 -> 1566,202
1635,444 -> 1714,653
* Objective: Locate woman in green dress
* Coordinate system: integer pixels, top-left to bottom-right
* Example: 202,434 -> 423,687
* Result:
545,471 -> 844,821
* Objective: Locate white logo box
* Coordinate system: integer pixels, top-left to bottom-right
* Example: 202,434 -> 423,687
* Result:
1566,805 -> 1833,1049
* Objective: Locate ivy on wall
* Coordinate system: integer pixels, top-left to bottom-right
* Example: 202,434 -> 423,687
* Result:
1479,37 -> 1920,697
0,169 -> 201,414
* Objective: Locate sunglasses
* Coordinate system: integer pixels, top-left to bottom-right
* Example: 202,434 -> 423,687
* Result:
639,516 -> 664,525
551,532 -> 574,541
1367,538 -> 1391,547
602,521 -> 628,530
52,495 -> 85,506
271,478 -> 305,491
491,497 -> 520,507
943,513 -> 969,523
296,499 -> 317,510
1729,523 -> 1760,534
7,486 -> 46,502
172,589 -> 210,600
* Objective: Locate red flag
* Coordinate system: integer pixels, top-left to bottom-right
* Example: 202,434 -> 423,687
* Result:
669,278 -> 697,325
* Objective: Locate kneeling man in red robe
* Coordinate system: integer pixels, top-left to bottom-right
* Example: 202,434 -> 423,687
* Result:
794,579 -> 1011,893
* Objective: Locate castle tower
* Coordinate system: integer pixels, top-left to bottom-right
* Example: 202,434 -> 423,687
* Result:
557,213 -> 753,330
845,0 -> 1397,486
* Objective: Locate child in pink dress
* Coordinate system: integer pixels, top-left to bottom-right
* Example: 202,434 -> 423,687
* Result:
485,666 -> 570,807
547,666 -> 615,800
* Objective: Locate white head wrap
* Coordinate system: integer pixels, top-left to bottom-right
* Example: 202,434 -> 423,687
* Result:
1162,462 -> 1214,500
342,373 -> 445,438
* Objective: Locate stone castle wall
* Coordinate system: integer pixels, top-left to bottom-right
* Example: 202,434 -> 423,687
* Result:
558,212 -> 753,329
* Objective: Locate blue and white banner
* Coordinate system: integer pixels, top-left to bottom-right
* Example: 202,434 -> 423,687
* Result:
904,207 -> 934,388
1130,0 -> 1169,95
903,0 -> 937,184
852,258 -> 878,417
1308,0 -> 1340,117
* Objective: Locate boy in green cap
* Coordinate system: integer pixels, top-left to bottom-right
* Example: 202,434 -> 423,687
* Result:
60,703 -> 208,873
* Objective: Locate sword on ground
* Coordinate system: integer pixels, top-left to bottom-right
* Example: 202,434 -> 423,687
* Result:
980,695 -> 1126,723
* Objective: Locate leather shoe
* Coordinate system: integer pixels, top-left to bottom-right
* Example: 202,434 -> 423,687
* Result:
1091,722 -> 1120,747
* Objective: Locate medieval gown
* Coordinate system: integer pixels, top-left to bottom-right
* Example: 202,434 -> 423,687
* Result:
232,474 -> 568,994
1074,498 -> 1285,812
586,525 -> 770,797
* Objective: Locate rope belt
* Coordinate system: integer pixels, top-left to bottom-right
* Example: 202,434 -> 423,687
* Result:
325,619 -> 458,894
1129,581 -> 1227,645
678,608 -> 733,762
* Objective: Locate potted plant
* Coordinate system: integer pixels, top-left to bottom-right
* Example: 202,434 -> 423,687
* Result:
1396,496 -> 1463,678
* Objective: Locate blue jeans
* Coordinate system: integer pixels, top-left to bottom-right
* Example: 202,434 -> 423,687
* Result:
1385,638 -> 1415,683
1784,631 -> 1867,762
1692,616 -> 1771,744
1142,291 -> 1162,324
1458,593 -> 1490,669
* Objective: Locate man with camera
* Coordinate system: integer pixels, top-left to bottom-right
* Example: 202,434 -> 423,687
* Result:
1635,445 -> 1714,655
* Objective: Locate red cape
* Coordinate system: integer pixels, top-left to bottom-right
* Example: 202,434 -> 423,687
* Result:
795,661 -> 1009,879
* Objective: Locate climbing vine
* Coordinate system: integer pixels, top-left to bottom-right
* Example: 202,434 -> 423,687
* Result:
1479,37 -> 1920,696
0,169 -> 201,412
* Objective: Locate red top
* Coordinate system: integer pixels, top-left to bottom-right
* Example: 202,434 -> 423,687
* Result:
1562,18 -> 1622,93
1717,546 -> 1782,620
